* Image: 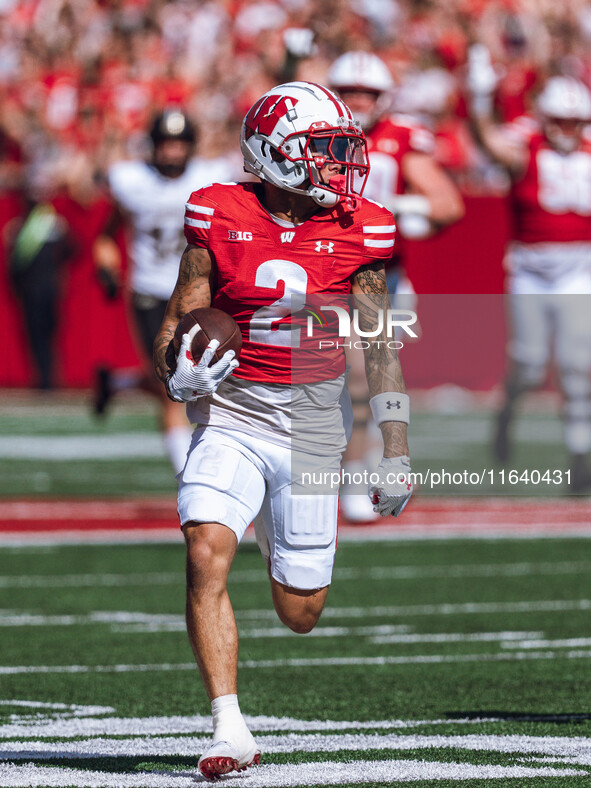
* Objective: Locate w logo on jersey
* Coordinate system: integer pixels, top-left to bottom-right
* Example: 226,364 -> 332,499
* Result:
281,232 -> 295,244
315,241 -> 335,253
244,95 -> 299,139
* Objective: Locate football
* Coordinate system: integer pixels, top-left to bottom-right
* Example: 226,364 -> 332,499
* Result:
172,307 -> 242,366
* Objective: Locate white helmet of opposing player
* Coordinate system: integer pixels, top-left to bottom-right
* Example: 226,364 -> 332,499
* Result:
537,77 -> 591,153
327,51 -> 394,130
241,81 -> 369,207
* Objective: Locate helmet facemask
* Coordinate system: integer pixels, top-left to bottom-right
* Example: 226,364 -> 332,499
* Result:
278,123 -> 369,206
241,82 -> 370,207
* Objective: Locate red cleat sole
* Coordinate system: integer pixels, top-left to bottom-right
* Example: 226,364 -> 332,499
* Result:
199,752 -> 260,781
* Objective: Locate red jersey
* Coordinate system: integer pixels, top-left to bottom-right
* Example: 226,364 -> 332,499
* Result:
511,124 -> 591,244
495,64 -> 538,123
364,115 -> 435,203
184,182 -> 396,384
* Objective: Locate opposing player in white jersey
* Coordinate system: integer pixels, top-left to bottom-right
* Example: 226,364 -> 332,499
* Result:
328,52 -> 464,521
469,55 -> 591,490
93,109 -> 236,474
154,81 -> 413,780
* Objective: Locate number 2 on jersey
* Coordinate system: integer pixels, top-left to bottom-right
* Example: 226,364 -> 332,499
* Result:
249,259 -> 308,347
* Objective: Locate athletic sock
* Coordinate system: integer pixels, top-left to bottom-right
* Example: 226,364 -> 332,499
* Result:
211,694 -> 247,743
164,425 -> 193,475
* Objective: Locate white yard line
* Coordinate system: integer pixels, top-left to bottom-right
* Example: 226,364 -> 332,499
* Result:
503,637 -> 591,650
0,434 -> 164,460
0,701 -> 114,716
4,597 -> 590,626
370,631 -> 542,645
3,731 -> 591,765
0,760 -> 584,787
239,650 -> 591,668
239,598 -> 591,620
0,573 -> 184,588
0,714 -> 518,739
0,598 -> 589,630
345,561 -> 591,579
0,560 -> 588,588
2,648 -> 591,676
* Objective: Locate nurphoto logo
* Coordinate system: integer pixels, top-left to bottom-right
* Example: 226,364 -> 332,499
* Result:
305,306 -> 418,350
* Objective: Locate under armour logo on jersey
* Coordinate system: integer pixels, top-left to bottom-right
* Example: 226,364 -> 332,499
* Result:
315,241 -> 334,253
386,400 -> 401,410
281,231 -> 295,243
228,231 -> 253,241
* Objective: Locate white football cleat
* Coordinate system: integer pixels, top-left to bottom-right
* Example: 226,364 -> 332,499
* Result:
198,728 -> 261,781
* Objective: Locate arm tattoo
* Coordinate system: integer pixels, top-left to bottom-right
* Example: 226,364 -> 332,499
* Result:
352,262 -> 409,457
153,244 -> 213,381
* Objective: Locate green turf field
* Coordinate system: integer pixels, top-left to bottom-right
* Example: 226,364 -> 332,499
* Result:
1,389 -> 590,786
0,537 -> 590,786
0,388 -> 577,499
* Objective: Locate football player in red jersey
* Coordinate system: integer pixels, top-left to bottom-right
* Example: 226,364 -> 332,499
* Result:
328,51 -> 464,521
469,54 -> 591,491
154,82 -> 412,780
328,51 -> 465,248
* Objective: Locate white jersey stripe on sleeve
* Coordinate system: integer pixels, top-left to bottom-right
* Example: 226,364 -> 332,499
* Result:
363,225 -> 396,234
185,217 -> 211,229
364,239 -> 395,248
185,203 -> 215,215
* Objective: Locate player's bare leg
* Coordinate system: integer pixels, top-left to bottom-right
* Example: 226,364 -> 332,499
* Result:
270,578 -> 329,633
183,522 -> 261,780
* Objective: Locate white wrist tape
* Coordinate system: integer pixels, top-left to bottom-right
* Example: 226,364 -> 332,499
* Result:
370,392 -> 410,425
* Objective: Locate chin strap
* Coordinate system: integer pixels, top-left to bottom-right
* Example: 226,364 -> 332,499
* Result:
307,174 -> 360,210
308,185 -> 340,207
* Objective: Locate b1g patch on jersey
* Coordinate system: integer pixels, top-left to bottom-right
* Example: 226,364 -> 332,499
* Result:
228,230 -> 253,241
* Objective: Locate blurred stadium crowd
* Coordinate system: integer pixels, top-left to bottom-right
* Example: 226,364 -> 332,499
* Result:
1,0 -> 591,198
1,0 -> 591,395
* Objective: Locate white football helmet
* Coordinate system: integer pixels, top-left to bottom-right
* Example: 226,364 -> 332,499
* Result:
537,77 -> 591,153
537,76 -> 591,120
241,81 -> 369,207
327,51 -> 394,130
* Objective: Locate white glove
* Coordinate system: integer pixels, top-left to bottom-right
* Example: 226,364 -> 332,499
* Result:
466,44 -> 498,96
369,455 -> 413,517
166,327 -> 239,402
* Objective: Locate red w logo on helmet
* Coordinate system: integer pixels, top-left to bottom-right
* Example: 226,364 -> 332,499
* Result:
244,95 -> 298,139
